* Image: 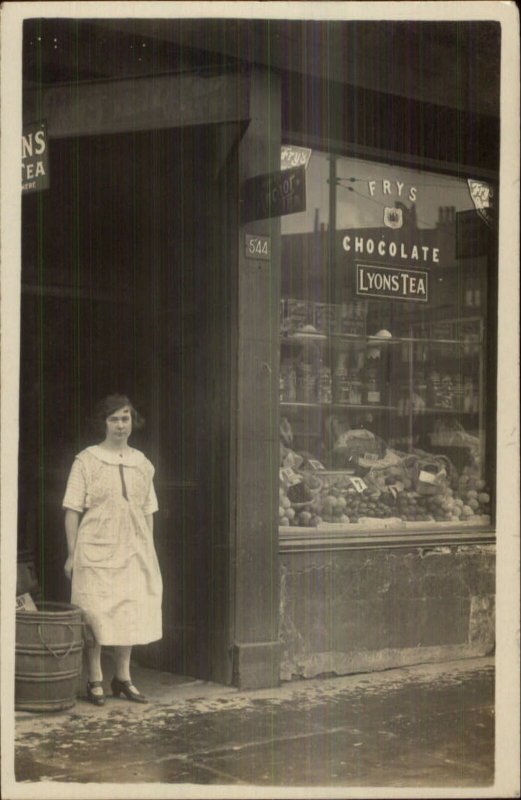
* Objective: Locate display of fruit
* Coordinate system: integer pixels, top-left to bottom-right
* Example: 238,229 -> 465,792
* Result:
279,460 -> 492,528
279,483 -> 321,528
287,481 -> 313,504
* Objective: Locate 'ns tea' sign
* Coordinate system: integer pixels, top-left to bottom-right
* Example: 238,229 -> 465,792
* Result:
22,121 -> 49,193
356,263 -> 429,302
242,166 -> 306,223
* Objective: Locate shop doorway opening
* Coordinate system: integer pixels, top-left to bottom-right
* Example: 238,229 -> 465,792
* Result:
18,123 -> 238,684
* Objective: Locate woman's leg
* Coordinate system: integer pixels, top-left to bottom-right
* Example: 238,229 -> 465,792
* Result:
113,646 -> 146,696
86,642 -> 103,695
114,645 -> 132,682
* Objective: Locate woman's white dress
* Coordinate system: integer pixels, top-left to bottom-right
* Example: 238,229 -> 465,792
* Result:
62,445 -> 162,645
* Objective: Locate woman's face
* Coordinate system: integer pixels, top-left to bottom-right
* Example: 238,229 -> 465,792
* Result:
105,405 -> 132,446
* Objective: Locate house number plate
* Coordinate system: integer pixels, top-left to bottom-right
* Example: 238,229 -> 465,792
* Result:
245,234 -> 271,260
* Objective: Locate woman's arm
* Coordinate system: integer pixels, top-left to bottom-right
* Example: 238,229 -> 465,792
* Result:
144,514 -> 154,535
64,509 -> 80,580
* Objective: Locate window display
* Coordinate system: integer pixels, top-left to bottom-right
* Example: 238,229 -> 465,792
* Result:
279,151 -> 495,534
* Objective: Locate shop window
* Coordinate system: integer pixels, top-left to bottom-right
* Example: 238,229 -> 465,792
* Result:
279,149 -> 496,537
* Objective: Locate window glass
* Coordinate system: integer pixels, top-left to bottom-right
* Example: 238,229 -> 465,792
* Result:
279,151 -> 495,533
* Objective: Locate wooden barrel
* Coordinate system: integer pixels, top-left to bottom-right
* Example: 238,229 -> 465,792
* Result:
15,601 -> 84,712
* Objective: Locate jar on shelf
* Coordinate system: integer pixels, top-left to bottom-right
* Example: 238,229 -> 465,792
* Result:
472,388 -> 479,414
397,379 -> 409,415
353,300 -> 367,322
415,342 -> 429,365
280,359 -> 297,402
317,363 -> 332,404
297,361 -> 316,403
453,374 -> 464,410
438,374 -> 454,409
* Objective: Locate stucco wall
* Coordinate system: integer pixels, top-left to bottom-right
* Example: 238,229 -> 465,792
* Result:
279,544 -> 495,681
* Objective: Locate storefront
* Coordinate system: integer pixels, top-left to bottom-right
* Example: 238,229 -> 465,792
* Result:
18,17 -> 499,688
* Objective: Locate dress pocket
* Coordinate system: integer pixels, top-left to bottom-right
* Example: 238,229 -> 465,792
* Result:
80,540 -> 117,565
77,511 -> 117,566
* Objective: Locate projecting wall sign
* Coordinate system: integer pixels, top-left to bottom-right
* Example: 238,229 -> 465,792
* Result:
22,121 -> 49,193
242,166 -> 306,222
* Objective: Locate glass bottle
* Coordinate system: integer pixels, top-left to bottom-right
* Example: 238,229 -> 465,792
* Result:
280,359 -> 297,402
334,353 -> 349,404
416,370 -> 428,409
347,370 -> 362,405
318,363 -> 332,404
365,366 -> 381,405
297,361 -> 316,403
463,377 -> 474,413
428,370 -> 441,408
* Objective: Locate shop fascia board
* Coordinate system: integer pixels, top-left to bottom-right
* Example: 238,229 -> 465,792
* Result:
88,19 -> 499,117
23,71 -> 250,139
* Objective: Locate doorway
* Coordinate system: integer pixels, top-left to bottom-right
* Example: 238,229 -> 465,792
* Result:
18,123 -> 237,683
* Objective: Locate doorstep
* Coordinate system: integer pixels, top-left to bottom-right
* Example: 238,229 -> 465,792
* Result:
15,649 -> 235,724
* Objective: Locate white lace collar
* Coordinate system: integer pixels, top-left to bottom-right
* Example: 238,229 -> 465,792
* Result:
86,445 -> 146,467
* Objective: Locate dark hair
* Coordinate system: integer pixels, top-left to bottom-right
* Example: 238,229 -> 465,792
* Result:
93,394 -> 145,435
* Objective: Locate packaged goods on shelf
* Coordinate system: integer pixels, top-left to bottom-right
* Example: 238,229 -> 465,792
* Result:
314,302 -> 338,333
281,298 -> 314,333
337,301 -> 367,336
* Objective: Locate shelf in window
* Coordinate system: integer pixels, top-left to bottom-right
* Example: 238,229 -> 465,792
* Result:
281,402 -> 397,412
397,407 -> 479,416
280,331 -> 478,347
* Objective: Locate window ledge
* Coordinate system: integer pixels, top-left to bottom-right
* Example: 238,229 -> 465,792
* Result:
279,520 -> 495,552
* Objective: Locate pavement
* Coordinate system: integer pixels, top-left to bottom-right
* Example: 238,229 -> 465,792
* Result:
12,655 -> 495,791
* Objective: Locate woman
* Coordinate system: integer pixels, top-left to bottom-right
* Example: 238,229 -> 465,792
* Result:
63,394 -> 162,706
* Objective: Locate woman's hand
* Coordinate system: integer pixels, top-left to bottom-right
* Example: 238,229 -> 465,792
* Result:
64,555 -> 74,580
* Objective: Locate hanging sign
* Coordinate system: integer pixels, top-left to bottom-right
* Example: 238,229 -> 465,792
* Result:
467,179 -> 494,227
242,165 -> 306,222
22,120 -> 49,193
356,263 -> 429,302
281,145 -> 312,171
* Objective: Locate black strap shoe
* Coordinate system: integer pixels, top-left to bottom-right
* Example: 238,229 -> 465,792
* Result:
86,680 -> 106,706
111,676 -> 148,703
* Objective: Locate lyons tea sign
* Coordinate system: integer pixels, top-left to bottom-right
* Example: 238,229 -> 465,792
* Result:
356,263 -> 428,302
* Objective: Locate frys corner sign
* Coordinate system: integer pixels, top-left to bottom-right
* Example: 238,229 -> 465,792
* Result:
242,165 -> 306,223
280,145 -> 312,171
356,263 -> 429,302
22,121 -> 49,193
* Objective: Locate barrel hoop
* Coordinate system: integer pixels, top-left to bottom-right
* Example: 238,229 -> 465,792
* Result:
16,700 -> 76,711
16,619 -> 84,626
16,669 -> 81,681
16,643 -> 83,655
